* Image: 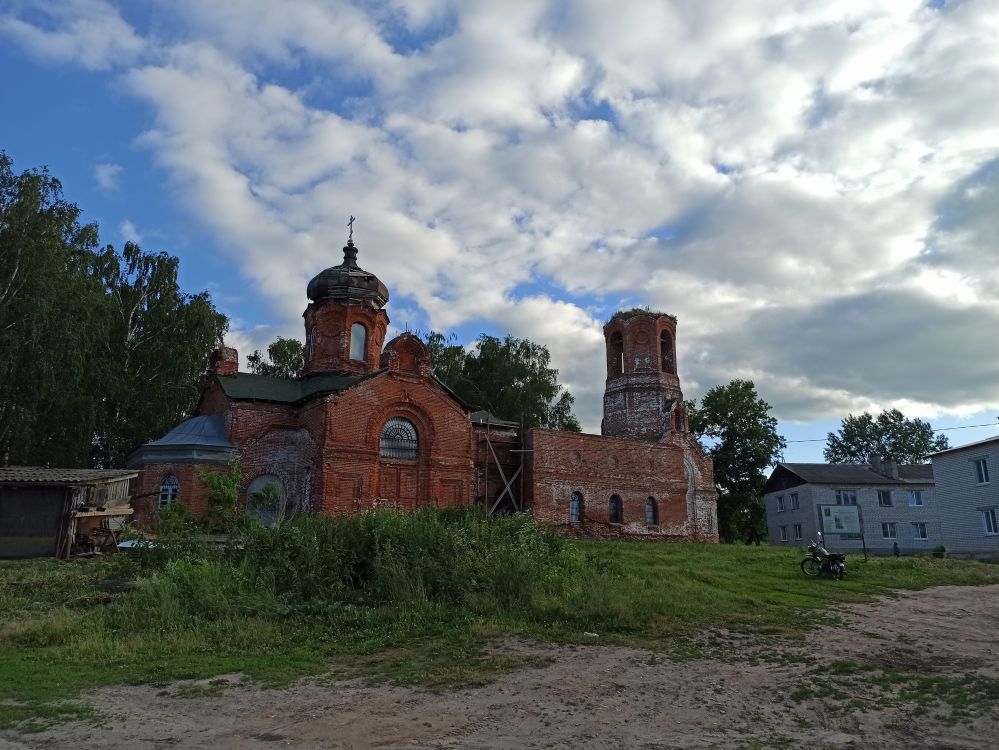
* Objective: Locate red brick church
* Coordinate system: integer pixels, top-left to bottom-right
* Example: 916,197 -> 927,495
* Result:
128,238 -> 718,540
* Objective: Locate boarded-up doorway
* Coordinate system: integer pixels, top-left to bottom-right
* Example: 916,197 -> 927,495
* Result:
0,487 -> 68,558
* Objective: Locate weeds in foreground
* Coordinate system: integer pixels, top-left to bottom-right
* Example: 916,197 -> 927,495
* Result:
2,508 -> 999,732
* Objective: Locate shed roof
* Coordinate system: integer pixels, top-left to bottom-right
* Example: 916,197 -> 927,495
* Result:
0,467 -> 138,486
470,410 -> 520,428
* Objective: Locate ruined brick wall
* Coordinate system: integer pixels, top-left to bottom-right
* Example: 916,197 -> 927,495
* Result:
131,461 -> 228,528
525,428 -> 718,541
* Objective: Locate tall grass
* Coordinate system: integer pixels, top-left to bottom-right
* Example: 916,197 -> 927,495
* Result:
111,507 -> 583,633
3,508 -> 999,728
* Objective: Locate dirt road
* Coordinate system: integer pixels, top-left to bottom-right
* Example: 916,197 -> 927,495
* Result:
4,584 -> 998,749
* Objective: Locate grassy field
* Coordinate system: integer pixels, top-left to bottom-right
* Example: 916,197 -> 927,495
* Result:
2,508 -> 998,732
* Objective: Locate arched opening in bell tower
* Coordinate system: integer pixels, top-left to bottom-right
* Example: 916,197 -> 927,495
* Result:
660,330 -> 675,374
608,331 -> 624,377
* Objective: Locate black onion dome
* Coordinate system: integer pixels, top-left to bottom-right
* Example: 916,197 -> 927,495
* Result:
306,240 -> 389,308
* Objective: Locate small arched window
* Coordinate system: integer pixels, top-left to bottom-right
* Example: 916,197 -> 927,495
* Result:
380,417 -> 418,460
307,325 -> 317,361
609,494 -> 623,524
350,322 -> 367,361
608,331 -> 624,377
247,474 -> 284,528
646,496 -> 658,526
660,330 -> 675,373
158,475 -> 179,509
569,491 -> 584,523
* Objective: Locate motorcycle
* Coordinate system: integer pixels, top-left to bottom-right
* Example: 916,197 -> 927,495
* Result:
800,532 -> 846,579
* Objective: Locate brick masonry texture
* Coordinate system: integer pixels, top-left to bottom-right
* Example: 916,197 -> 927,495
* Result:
136,268 -> 718,541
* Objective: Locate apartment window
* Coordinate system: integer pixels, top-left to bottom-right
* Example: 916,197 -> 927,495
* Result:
983,509 -> 998,535
881,522 -> 896,539
793,523 -> 803,541
974,458 -> 990,485
776,494 -> 785,512
907,490 -> 923,507
878,490 -> 892,507
912,522 -> 928,540
835,489 -> 858,505
790,493 -> 800,510
779,525 -> 788,542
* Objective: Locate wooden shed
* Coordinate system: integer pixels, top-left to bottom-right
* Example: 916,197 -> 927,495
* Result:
0,467 -> 137,559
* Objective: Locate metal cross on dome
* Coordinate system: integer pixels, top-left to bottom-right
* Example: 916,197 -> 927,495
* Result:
347,215 -> 356,242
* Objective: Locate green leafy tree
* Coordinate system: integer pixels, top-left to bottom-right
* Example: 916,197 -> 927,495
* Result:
688,379 -> 786,543
0,152 -> 228,468
91,242 -> 228,467
198,458 -> 246,533
824,409 -> 949,464
425,332 -> 581,431
247,337 -> 305,378
0,152 -> 105,466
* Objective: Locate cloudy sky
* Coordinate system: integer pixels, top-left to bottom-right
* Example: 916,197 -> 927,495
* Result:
2,0 -> 998,459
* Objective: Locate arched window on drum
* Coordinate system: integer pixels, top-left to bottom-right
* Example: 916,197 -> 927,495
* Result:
158,475 -> 179,509
350,323 -> 367,361
380,417 -> 418,460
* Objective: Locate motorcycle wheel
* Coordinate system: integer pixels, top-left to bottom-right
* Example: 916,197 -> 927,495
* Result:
800,557 -> 821,577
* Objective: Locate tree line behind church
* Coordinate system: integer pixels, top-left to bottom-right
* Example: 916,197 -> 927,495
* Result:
0,152 -> 228,468
247,331 -> 582,433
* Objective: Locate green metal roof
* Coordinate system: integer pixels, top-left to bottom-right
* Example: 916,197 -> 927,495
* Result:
216,371 -> 364,404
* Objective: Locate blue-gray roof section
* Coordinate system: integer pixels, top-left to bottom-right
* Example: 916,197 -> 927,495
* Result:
126,415 -> 235,467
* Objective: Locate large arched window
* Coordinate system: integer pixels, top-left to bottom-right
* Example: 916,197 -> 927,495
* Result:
246,474 -> 284,528
660,330 -> 675,373
608,331 -> 624,377
380,417 -> 418,460
569,491 -> 584,523
350,322 -> 367,361
646,496 -> 658,526
609,494 -> 623,524
158,475 -> 179,509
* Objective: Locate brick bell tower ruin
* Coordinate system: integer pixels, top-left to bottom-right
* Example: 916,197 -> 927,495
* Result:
601,309 -> 690,441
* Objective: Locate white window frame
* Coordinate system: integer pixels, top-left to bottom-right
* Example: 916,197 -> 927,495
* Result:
793,523 -> 803,541
776,494 -> 785,512
158,475 -> 179,509
790,492 -> 799,510
877,489 -> 892,507
983,508 -> 998,536
779,525 -> 788,542
912,522 -> 928,540
835,489 -> 858,505
881,522 -> 896,539
974,458 -> 990,485
907,490 -> 923,507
